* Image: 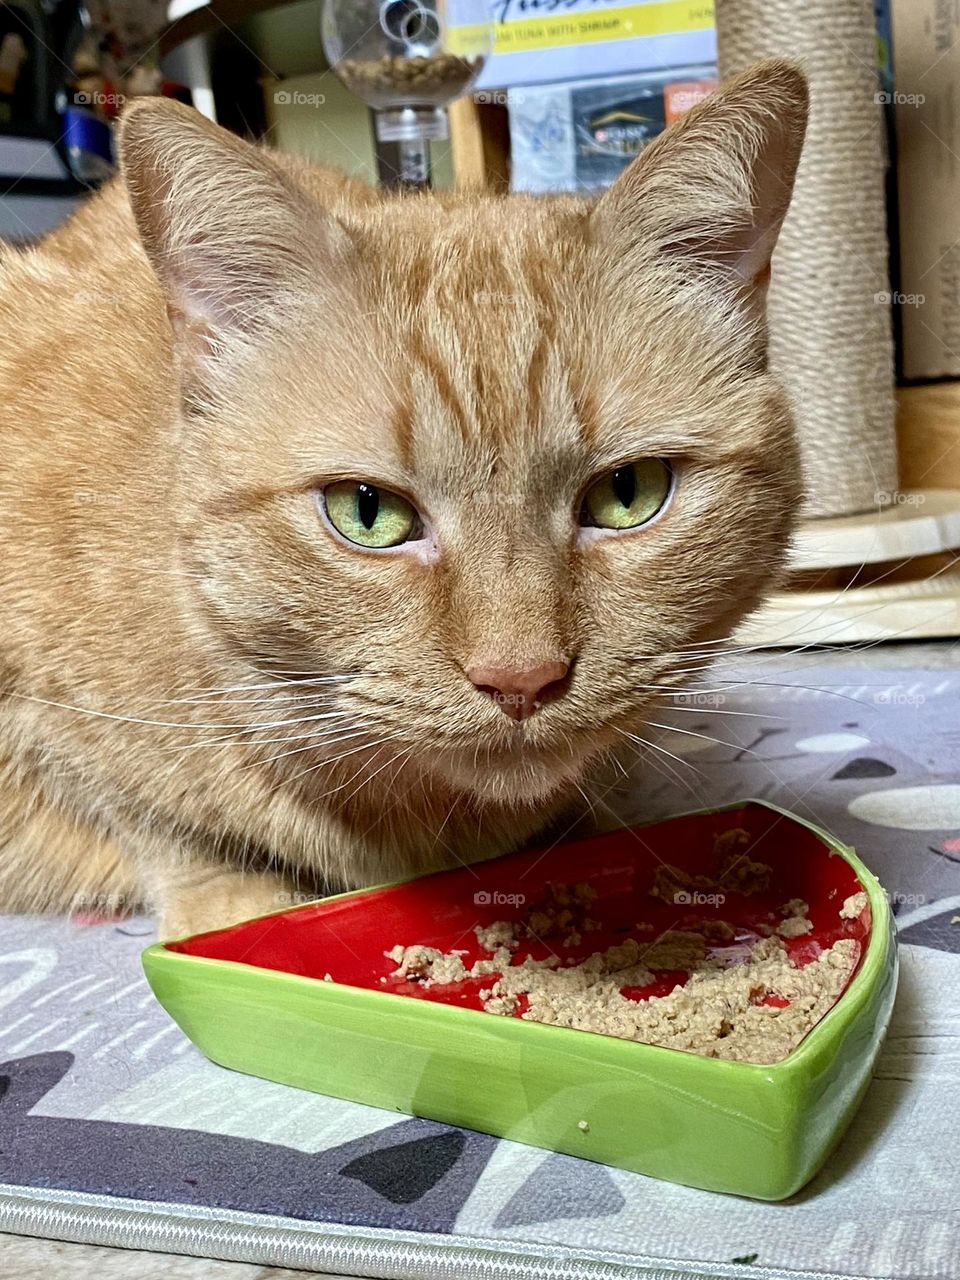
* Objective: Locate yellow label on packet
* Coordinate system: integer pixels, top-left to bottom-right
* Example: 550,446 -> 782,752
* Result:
450,2 -> 714,57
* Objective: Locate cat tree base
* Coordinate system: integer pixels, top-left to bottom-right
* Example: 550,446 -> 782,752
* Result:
737,489 -> 960,646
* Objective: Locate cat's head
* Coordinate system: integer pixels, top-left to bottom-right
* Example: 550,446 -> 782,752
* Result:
119,62 -> 807,808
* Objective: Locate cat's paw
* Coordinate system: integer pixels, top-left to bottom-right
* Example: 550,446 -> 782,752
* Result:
157,868 -> 305,939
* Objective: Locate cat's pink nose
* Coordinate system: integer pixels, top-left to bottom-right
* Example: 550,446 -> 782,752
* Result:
466,660 -> 570,722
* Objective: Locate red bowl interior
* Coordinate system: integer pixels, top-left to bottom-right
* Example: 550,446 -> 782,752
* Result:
167,804 -> 870,1019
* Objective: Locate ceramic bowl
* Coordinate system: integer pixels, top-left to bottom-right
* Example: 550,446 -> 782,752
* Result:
143,801 -> 897,1199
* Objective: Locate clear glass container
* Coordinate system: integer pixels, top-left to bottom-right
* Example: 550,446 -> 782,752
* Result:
322,0 -> 493,141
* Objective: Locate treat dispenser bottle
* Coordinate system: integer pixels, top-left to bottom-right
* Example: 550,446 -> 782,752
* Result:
322,0 -> 493,187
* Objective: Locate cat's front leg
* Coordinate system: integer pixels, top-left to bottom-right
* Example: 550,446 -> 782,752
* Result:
143,858 -> 304,939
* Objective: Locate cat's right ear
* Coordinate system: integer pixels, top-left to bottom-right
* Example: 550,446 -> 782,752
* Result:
591,59 -> 808,326
118,99 -> 350,397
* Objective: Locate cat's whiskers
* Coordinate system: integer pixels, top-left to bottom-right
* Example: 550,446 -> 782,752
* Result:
628,544 -> 954,675
160,711 -> 361,754
614,730 -> 700,798
641,718 -> 771,763
655,542 -> 960,676
424,786 -> 461,858
157,688 -> 359,710
179,718 -> 380,818
651,675 -> 871,708
627,684 -> 784,720
273,732 -> 405,797
630,647 -> 872,707
241,722 -> 390,774
326,740 -> 414,813
10,667 -> 372,752
6,692 -> 328,735
158,672 -> 367,704
614,726 -> 704,798
565,762 -> 599,824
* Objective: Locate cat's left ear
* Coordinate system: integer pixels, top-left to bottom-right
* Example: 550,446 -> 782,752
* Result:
118,98 -> 351,394
592,58 -> 808,316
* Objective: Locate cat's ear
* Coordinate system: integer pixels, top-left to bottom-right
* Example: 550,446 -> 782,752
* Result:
118,98 -> 350,391
592,59 -> 808,317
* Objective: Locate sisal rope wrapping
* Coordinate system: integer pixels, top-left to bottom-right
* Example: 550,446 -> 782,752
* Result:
716,0 -> 897,518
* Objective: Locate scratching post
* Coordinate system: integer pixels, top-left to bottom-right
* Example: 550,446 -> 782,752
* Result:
716,0 -> 897,518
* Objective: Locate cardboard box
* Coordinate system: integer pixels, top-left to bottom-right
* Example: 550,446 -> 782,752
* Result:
891,0 -> 960,379
473,0 -> 716,89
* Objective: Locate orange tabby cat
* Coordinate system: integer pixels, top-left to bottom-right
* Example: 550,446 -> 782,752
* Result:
0,61 -> 806,937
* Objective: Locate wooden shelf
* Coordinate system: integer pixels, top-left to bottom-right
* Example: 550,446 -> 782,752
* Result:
743,485 -> 960,647
897,382 -> 960,490
788,488 -> 960,570
448,97 -> 509,192
739,565 -> 960,646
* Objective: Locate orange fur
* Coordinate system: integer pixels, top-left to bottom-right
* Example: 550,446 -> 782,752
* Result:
0,62 -> 807,936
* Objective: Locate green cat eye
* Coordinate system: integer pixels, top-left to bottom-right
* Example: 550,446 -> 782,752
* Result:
323,481 -> 420,549
581,459 -> 672,531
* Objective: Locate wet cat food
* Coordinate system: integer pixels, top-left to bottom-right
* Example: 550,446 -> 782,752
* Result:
384,841 -> 866,1066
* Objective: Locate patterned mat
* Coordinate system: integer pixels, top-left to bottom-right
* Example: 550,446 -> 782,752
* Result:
2,667 -> 959,1280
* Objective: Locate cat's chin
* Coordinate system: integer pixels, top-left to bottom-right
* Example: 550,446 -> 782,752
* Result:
435,746 -> 588,808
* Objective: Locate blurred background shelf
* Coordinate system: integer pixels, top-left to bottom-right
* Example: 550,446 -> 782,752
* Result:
739,562 -> 960,646
897,383 -> 960,492
744,484 -> 960,646
788,489 -> 960,571
160,0 -> 490,187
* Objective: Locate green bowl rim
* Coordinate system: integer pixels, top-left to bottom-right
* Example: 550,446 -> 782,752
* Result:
142,799 -> 895,1080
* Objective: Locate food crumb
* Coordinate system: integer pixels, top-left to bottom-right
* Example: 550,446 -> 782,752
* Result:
577,1120 -> 590,1133
777,915 -> 814,938
781,898 -> 809,918
323,972 -> 334,982
649,829 -> 772,903
700,919 -> 736,944
483,993 -> 519,1016
474,920 -> 518,952
840,891 -> 868,920
390,944 -> 467,985
713,827 -> 751,856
